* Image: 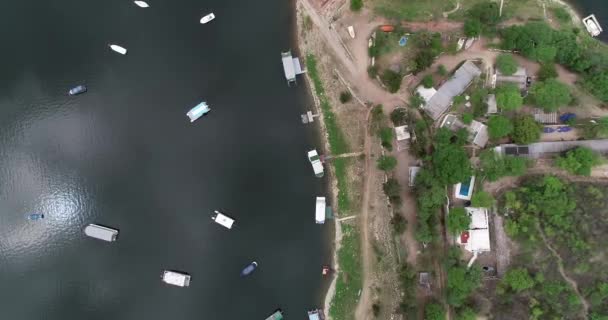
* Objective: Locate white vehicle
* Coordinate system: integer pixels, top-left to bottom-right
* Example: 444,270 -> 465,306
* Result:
109,44 -> 127,55
200,13 -> 215,24
133,1 -> 149,8
212,210 -> 235,229
307,150 -> 324,178
84,224 -> 119,242
161,270 -> 191,287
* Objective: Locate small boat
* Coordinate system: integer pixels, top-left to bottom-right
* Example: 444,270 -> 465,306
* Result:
308,150 -> 324,178
186,101 -> 210,122
133,1 -> 149,8
315,197 -> 326,224
161,270 -> 191,287
200,13 -> 215,24
322,265 -> 331,276
380,25 -> 395,32
109,44 -> 128,55
265,309 -> 284,320
307,309 -> 325,320
212,210 -> 235,229
347,26 -> 355,39
68,85 -> 87,96
84,224 -> 119,242
240,261 -> 258,277
583,14 -> 603,37
27,213 -> 44,220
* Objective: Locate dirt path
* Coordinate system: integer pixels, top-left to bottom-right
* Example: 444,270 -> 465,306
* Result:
537,224 -> 590,317
394,149 -> 420,265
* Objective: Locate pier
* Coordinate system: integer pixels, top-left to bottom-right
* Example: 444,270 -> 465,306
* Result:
281,50 -> 306,86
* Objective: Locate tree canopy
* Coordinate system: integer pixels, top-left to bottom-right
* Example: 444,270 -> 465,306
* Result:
431,143 -> 472,185
425,302 -> 446,320
478,150 -> 528,181
421,74 -> 434,88
350,0 -> 362,11
456,307 -> 477,320
512,115 -> 541,144
496,54 -> 518,75
529,79 -> 571,111
447,265 -> 482,306
447,207 -> 471,235
556,147 -> 603,176
377,155 -> 397,171
496,84 -> 523,111
471,191 -> 495,208
487,115 -> 514,139
502,268 -> 535,292
537,63 -> 558,81
464,19 -> 482,37
381,69 -> 402,93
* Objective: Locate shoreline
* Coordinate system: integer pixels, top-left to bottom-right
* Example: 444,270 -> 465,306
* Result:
293,0 -> 346,317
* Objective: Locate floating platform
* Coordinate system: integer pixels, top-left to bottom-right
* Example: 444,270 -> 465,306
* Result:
84,224 -> 118,242
583,14 -> 603,37
281,50 -> 305,86
212,210 -> 235,229
161,270 -> 191,287
316,197 -> 326,224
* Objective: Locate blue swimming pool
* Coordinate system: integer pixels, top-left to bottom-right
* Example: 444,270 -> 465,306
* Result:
459,178 -> 472,196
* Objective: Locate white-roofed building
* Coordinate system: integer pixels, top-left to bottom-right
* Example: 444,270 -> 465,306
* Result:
469,120 -> 489,148
395,125 -> 410,151
456,207 -> 491,253
416,86 -> 438,108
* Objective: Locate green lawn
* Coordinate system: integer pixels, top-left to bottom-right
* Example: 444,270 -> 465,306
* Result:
330,224 -> 363,320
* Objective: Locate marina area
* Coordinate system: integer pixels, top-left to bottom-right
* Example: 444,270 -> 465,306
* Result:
0,0 -> 331,319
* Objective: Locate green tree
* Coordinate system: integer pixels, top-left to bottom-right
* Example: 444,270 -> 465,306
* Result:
529,79 -> 572,111
383,178 -> 402,201
410,93 -> 425,109
471,191 -> 495,207
551,7 -> 571,23
534,45 -> 557,63
425,302 -> 445,320
496,54 -> 518,75
462,113 -> 473,125
456,307 -> 477,320
432,144 -> 472,185
414,50 -> 436,74
496,84 -> 523,111
512,115 -> 541,144
447,207 -> 471,235
382,69 -> 402,93
390,108 -> 408,126
378,127 -> 394,151
447,265 -> 482,306
502,268 -> 535,292
487,115 -> 514,139
468,2 -> 501,27
471,88 -> 489,117
437,64 -> 448,76
538,63 -> 558,81
421,74 -> 434,88
583,71 -> 608,102
464,19 -> 482,37
479,150 -> 528,181
556,147 -> 602,176
350,0 -> 363,11
339,91 -> 352,103
377,155 -> 397,171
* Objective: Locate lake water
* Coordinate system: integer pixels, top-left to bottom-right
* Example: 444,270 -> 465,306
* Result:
0,0 -> 332,319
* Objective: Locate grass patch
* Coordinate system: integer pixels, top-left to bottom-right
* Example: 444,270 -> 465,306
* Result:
330,224 -> 362,320
306,54 -> 351,213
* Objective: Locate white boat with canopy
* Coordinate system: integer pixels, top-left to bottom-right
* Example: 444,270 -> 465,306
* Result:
315,197 -> 326,224
84,224 -> 119,242
200,13 -> 215,24
186,101 -> 210,122
109,44 -> 127,55
133,1 -> 149,8
212,210 -> 235,229
161,270 -> 191,287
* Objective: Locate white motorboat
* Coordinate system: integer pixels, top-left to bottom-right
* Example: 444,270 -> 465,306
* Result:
161,270 -> 191,287
109,44 -> 127,55
133,1 -> 149,8
84,224 -> 119,242
200,13 -> 215,24
212,210 -> 235,229
186,101 -> 210,122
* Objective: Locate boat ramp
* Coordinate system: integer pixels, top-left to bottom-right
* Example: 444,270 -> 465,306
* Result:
281,50 -> 306,86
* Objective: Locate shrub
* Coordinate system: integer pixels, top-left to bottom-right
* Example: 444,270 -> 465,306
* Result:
367,65 -> 378,78
390,108 -> 408,126
378,127 -> 394,151
350,0 -> 363,11
551,7 -> 571,24
471,191 -> 495,208
425,302 -> 445,320
437,64 -> 448,76
421,74 -> 434,88
381,69 -> 402,93
512,115 -> 541,144
462,113 -> 473,125
496,54 -> 518,75
538,63 -> 558,81
496,84 -> 523,111
487,115 -> 514,139
464,19 -> 482,37
502,268 -> 535,292
339,91 -> 352,103
556,146 -> 602,176
447,207 -> 472,235
377,155 -> 397,171
391,213 -> 407,234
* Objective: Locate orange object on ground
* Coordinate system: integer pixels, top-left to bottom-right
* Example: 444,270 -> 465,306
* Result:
380,25 -> 395,32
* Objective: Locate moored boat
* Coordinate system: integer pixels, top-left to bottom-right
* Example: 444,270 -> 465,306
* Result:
27,213 -> 44,220
240,261 -> 258,277
200,13 -> 215,24
84,224 -> 119,242
109,44 -> 128,55
265,309 -> 284,320
307,309 -> 325,320
161,270 -> 191,287
186,101 -> 210,122
133,1 -> 149,8
68,85 -> 87,96
307,150 -> 324,178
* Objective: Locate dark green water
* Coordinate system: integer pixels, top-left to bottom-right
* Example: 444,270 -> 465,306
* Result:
0,0 -> 332,319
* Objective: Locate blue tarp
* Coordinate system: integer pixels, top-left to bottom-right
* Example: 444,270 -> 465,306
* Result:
560,113 -> 576,123
543,127 -> 555,133
398,36 -> 407,47
557,126 -> 572,132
